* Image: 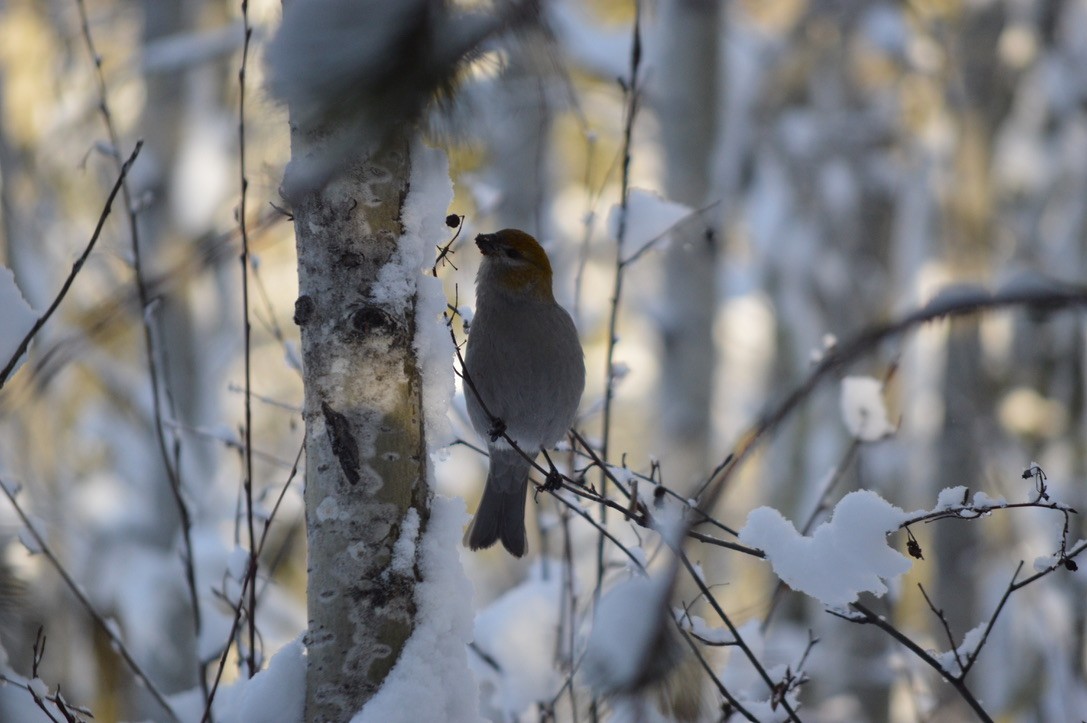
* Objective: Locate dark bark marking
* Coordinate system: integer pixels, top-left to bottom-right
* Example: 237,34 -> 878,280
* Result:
322,400 -> 361,485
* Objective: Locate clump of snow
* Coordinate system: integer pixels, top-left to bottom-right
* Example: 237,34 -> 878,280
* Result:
739,490 -> 913,608
935,486 -> 969,510
471,570 -> 564,717
219,637 -> 306,723
840,376 -> 895,441
400,143 -> 456,449
649,489 -> 689,549
972,491 -> 1007,508
718,621 -> 800,721
0,265 -> 37,377
679,612 -> 733,645
389,507 -> 420,576
582,571 -> 680,695
27,677 -> 48,697
265,0 -> 493,197
933,622 -> 986,675
607,189 -> 693,253
352,495 -> 478,723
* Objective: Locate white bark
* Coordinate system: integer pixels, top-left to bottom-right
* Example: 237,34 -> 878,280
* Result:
291,131 -> 431,721
653,0 -> 719,491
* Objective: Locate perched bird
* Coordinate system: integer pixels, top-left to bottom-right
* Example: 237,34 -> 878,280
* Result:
463,229 -> 585,557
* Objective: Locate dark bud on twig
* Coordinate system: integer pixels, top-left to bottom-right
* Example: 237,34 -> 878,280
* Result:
905,528 -> 924,559
445,214 -> 461,228
1064,558 -> 1078,572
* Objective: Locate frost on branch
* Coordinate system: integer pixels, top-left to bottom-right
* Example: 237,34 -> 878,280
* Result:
739,490 -> 913,608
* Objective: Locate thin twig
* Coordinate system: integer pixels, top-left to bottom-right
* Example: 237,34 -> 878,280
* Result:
596,0 -> 644,621
0,142 -> 142,388
675,625 -> 755,722
677,550 -> 802,722
236,0 -> 259,679
0,673 -> 93,722
842,602 -> 994,722
0,479 -> 179,721
918,583 -> 965,674
28,629 -> 63,723
73,0 -> 205,698
11,208 -> 287,398
201,440 -> 305,722
619,198 -> 722,268
697,284 -> 1087,529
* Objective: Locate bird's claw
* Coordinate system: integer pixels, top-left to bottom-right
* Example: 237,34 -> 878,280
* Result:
543,467 -> 563,491
487,418 -> 507,442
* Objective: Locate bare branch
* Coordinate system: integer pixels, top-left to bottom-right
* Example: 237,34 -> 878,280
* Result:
0,479 -> 179,721
0,142 -> 143,388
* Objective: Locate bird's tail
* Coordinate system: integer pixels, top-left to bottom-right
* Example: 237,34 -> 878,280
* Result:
464,449 -> 532,557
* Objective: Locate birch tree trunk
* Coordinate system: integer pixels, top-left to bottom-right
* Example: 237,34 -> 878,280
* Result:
654,0 -> 719,490
290,130 -> 431,721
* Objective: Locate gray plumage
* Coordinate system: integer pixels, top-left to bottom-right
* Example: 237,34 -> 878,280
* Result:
463,230 -> 585,556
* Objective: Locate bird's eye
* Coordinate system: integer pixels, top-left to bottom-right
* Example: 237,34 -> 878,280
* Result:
504,247 -> 524,260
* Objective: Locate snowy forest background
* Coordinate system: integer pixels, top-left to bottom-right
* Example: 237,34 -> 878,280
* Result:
0,0 -> 1085,721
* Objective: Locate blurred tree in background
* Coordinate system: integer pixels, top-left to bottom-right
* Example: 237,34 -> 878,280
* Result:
0,0 -> 1085,721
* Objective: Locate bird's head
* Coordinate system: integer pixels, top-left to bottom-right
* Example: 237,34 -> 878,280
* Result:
475,229 -> 555,301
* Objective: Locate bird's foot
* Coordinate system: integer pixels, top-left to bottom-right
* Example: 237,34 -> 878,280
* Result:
487,418 -> 507,442
541,450 -> 563,492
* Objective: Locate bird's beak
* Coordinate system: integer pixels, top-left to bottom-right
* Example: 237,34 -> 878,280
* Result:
475,233 -> 498,256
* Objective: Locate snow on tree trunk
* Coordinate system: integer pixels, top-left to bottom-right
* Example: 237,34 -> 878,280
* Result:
653,0 -> 719,491
290,131 -> 431,721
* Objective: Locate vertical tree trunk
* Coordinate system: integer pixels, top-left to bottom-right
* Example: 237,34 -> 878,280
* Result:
291,131 -> 431,721
653,0 -> 719,491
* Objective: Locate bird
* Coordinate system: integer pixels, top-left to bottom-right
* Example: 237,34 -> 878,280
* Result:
462,229 -> 585,557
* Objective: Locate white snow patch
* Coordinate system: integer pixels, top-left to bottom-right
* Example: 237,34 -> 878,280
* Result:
739,490 -> 913,608
218,637 -> 306,723
840,376 -> 895,441
607,188 -> 693,255
27,677 -> 48,698
935,486 -> 969,510
934,622 -> 986,675
400,143 -> 456,449
680,613 -> 733,645
582,572 -> 673,694
389,507 -> 421,576
352,495 -> 478,723
472,571 -> 564,716
972,491 -> 1006,508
